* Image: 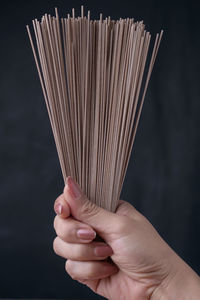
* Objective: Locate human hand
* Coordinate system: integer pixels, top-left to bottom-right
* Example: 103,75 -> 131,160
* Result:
53,177 -> 200,300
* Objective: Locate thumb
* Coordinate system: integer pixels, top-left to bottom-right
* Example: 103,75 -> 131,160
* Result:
63,176 -> 118,237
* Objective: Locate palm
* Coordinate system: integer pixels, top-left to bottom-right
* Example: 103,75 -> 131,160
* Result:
84,270 -> 148,299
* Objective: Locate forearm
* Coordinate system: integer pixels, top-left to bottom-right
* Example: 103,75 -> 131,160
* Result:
152,256 -> 200,300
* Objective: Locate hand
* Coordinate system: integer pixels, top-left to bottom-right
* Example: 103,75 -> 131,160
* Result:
53,177 -> 200,300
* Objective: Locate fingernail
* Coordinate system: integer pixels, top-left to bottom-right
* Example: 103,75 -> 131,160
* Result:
77,229 -> 96,240
66,176 -> 82,199
94,245 -> 113,257
55,204 -> 62,215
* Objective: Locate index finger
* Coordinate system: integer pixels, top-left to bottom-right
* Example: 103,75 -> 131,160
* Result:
54,193 -> 71,219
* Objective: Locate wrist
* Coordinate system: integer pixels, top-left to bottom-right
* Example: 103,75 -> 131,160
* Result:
151,254 -> 200,300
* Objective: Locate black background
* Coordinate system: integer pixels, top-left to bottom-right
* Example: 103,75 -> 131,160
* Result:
0,0 -> 200,298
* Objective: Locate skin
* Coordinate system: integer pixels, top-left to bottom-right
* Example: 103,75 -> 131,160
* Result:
53,177 -> 200,300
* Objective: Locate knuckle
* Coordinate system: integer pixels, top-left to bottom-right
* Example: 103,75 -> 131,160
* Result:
54,194 -> 64,206
65,260 -> 69,272
65,260 -> 78,280
53,237 -> 60,255
53,216 -> 58,231
118,200 -> 132,211
74,244 -> 85,260
56,226 -> 63,239
87,263 -> 96,278
54,220 -> 65,240
79,197 -> 101,219
70,272 -> 79,280
54,218 -> 76,242
116,200 -> 142,221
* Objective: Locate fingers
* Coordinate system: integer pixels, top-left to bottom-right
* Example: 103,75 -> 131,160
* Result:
53,237 -> 113,261
116,200 -> 142,220
65,260 -> 118,280
54,194 -> 70,219
54,215 -> 96,243
63,177 -> 119,238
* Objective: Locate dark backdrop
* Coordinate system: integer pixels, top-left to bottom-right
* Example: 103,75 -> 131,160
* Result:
0,0 -> 200,298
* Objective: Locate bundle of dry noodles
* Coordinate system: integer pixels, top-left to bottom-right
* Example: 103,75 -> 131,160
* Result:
26,6 -> 163,212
